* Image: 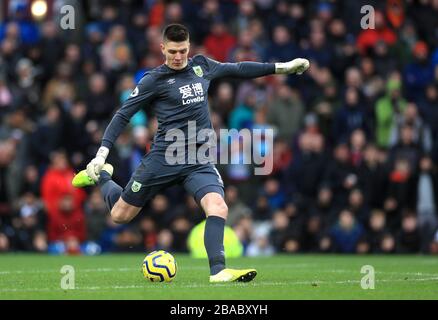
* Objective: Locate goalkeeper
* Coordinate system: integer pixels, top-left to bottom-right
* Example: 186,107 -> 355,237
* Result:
73,23 -> 309,282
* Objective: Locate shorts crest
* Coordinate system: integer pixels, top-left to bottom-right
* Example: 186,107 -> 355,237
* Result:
131,180 -> 142,192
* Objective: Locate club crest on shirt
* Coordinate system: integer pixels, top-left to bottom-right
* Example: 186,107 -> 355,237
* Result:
193,66 -> 203,77
131,180 -> 142,192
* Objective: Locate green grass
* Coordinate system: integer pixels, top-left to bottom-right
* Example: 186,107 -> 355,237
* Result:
0,254 -> 437,299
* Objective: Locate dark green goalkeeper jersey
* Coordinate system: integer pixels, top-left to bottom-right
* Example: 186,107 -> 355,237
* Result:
101,55 -> 275,153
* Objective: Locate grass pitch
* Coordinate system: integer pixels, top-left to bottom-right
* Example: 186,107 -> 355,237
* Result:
0,254 -> 437,300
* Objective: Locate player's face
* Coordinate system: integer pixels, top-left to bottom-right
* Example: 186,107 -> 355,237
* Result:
161,40 -> 190,70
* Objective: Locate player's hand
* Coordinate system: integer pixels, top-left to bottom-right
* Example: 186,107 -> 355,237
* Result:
275,58 -> 310,75
86,147 -> 109,181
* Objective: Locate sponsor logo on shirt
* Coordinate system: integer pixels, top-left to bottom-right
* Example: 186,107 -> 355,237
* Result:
179,83 -> 205,105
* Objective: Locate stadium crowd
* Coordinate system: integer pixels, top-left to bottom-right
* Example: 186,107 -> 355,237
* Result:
1,0 -> 438,255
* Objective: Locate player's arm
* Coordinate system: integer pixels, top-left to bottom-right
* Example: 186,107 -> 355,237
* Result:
86,74 -> 156,181
202,56 -> 310,80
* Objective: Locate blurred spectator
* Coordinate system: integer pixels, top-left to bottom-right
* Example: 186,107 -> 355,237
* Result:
367,209 -> 389,253
246,222 -> 275,256
10,192 -> 47,252
388,124 -> 422,173
312,82 -> 341,141
0,139 -> 19,216
191,0 -> 223,43
12,57 -> 41,112
228,29 -> 263,62
29,105 -> 63,170
236,76 -> 274,111
286,119 -> 327,203
269,209 -> 295,253
323,143 -> 359,207
85,73 -> 115,122
225,185 -> 252,227
41,150 -> 87,254
302,28 -> 334,68
267,80 -> 304,141
375,77 -> 407,148
358,144 -> 387,208
349,129 -> 367,168
359,56 -> 385,103
356,10 -> 397,56
330,209 -> 365,253
0,75 -> 13,113
229,94 -> 255,130
348,188 -> 369,225
333,87 -> 369,143
269,138 -> 292,177
396,210 -> 421,253
390,102 -> 431,152
384,157 -> 418,231
301,214 -> 324,252
379,232 -> 396,253
84,188 -> 108,243
252,194 -> 272,221
210,82 -> 235,121
309,186 -> 336,227
42,61 -> 75,111
204,21 -> 236,62
169,214 -> 191,252
420,84 -> 438,161
404,41 -> 433,102
416,155 -> 438,250
233,214 -> 253,252
262,178 -> 286,211
264,25 -> 299,63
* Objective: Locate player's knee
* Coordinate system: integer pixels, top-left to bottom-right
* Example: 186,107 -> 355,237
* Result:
110,207 -> 133,224
208,201 -> 228,219
218,202 -> 228,219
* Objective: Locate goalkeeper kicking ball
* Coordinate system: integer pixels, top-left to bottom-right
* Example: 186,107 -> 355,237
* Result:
142,250 -> 177,282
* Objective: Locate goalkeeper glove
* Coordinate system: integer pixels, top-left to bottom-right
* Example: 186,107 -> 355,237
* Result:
275,58 -> 310,75
86,146 -> 109,182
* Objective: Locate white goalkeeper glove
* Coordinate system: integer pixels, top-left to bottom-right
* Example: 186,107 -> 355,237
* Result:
275,58 -> 310,75
86,146 -> 109,182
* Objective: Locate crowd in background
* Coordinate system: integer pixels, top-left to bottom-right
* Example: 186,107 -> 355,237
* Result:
1,0 -> 438,255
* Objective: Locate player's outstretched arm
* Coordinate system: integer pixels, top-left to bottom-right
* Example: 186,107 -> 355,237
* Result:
201,55 -> 310,80
85,73 -> 157,181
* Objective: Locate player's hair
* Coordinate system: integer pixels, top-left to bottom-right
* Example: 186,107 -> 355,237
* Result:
163,24 -> 189,42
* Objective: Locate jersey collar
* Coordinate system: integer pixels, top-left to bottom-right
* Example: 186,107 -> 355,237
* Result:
163,58 -> 193,73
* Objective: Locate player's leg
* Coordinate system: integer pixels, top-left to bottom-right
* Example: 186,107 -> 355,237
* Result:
100,169 -> 143,223
184,165 -> 257,282
199,191 -> 228,275
73,163 -> 143,223
199,192 -> 256,282
73,152 -> 164,224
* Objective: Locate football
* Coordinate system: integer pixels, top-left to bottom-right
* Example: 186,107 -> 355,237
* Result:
142,250 -> 177,282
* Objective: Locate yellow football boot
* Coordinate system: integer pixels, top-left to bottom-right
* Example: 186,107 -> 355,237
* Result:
209,268 -> 257,283
72,164 -> 113,187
